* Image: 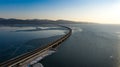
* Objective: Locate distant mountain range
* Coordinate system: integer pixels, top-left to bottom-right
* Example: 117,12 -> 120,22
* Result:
0,18 -> 95,24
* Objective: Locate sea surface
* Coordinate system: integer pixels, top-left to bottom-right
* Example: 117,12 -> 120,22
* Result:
41,24 -> 120,67
0,25 -> 67,63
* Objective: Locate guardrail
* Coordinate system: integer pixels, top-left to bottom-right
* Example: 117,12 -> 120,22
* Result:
0,25 -> 72,67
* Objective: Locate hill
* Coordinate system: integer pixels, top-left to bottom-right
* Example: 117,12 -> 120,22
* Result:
0,18 -> 95,25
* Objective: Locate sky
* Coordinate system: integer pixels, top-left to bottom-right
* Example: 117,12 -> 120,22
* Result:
0,0 -> 120,24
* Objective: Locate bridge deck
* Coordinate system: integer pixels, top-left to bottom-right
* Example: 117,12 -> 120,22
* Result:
0,25 -> 72,67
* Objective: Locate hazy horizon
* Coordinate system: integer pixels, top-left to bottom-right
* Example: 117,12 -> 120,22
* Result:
0,0 -> 120,24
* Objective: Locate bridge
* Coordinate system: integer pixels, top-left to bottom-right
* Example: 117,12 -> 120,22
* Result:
0,25 -> 72,67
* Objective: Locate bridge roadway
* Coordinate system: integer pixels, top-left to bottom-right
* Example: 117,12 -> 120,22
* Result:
0,25 -> 72,67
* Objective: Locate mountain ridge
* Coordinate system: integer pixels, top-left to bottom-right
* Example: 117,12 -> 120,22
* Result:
0,18 -> 96,24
